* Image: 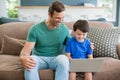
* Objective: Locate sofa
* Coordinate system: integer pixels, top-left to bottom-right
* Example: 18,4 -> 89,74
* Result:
0,21 -> 120,80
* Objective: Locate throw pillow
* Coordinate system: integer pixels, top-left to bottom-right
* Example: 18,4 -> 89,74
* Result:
0,35 -> 26,56
0,17 -> 22,24
87,27 -> 120,59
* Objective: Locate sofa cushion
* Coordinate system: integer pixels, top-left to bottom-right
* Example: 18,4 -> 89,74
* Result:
0,35 -> 26,56
0,55 -> 23,71
76,57 -> 120,80
93,57 -> 120,80
0,55 -> 54,80
0,22 -> 34,51
87,27 -> 120,59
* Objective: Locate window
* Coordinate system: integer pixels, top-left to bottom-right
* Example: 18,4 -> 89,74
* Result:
6,0 -> 18,18
97,0 -> 117,22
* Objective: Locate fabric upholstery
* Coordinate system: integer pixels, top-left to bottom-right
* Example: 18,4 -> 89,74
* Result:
64,21 -> 75,29
87,27 -> 120,59
0,22 -> 34,51
64,21 -> 114,30
0,35 -> 26,56
64,21 -> 114,37
0,55 -> 23,71
117,41 -> 120,59
0,55 -> 54,80
0,21 -> 120,80
88,21 -> 114,28
77,57 -> 120,80
93,57 -> 120,80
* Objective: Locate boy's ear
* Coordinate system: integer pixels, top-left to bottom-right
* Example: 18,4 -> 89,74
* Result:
71,31 -> 75,37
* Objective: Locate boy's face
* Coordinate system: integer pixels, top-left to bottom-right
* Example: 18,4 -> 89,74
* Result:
74,29 -> 87,42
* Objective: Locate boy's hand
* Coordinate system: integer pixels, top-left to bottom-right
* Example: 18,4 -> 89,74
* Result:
91,43 -> 94,50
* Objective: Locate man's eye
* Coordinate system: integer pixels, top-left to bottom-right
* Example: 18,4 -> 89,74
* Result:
83,34 -> 86,36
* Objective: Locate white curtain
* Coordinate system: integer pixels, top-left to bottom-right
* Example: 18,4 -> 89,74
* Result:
0,0 -> 8,17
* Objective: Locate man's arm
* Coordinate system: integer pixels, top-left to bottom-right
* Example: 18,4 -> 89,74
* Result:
20,42 -> 36,70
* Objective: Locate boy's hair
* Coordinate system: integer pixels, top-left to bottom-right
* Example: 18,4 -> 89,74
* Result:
48,1 -> 65,16
73,20 -> 89,33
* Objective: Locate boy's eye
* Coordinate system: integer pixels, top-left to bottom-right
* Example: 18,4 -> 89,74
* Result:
78,34 -> 84,35
77,33 -> 87,36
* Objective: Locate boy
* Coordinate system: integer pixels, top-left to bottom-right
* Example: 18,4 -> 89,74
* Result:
65,20 -> 93,80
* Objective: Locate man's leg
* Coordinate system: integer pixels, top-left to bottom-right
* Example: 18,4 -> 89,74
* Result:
24,55 -> 48,80
49,55 -> 69,80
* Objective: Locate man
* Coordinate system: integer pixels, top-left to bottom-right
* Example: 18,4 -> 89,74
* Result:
20,1 -> 70,80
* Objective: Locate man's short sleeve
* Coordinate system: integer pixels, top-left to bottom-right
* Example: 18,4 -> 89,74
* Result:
26,25 -> 36,42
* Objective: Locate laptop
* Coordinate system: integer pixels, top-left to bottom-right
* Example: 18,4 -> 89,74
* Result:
69,58 -> 103,72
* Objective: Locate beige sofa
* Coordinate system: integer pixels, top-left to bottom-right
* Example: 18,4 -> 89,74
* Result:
0,21 -> 120,80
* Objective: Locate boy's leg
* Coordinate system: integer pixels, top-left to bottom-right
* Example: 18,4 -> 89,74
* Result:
69,72 -> 76,80
49,55 -> 69,80
84,72 -> 92,80
24,55 -> 48,80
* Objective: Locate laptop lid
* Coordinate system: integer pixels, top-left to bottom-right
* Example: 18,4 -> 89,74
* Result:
69,58 -> 103,72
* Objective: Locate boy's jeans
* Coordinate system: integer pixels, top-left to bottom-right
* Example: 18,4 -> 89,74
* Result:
24,55 -> 69,80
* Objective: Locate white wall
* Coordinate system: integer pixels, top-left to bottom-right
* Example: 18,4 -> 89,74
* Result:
18,6 -> 108,22
0,0 -> 8,17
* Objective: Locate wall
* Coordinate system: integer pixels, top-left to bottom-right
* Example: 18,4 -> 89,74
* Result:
18,6 -> 107,22
0,0 -> 7,17
20,0 -> 97,6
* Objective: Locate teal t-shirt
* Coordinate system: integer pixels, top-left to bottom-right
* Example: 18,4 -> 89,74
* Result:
27,21 -> 70,56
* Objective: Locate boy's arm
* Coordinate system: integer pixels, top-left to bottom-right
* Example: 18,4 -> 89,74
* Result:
88,54 -> 93,59
88,43 -> 94,59
65,52 -> 72,60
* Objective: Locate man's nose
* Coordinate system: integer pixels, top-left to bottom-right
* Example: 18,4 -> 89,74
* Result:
59,18 -> 63,22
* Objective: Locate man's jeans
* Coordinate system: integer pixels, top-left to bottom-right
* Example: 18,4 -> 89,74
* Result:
24,55 -> 69,80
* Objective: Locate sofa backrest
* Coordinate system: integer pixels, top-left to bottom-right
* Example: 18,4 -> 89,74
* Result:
0,22 -> 34,50
64,21 -> 114,36
88,21 -> 114,27
64,21 -> 120,59
64,21 -> 114,30
0,21 -> 119,58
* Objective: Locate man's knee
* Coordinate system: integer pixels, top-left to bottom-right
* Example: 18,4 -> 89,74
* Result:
56,55 -> 69,69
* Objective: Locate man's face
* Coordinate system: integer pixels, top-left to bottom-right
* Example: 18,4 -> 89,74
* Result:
49,11 -> 65,27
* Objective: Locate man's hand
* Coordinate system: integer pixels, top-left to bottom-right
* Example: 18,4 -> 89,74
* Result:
19,42 -> 36,70
20,56 -> 36,70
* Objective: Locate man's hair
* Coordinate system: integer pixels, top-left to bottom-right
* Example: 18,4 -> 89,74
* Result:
48,1 -> 65,16
73,20 -> 89,33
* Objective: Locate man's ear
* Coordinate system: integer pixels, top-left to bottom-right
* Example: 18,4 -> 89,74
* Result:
48,12 -> 50,17
48,12 -> 52,17
48,12 -> 53,18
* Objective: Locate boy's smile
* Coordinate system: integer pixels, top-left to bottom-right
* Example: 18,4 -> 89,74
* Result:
74,29 -> 87,42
